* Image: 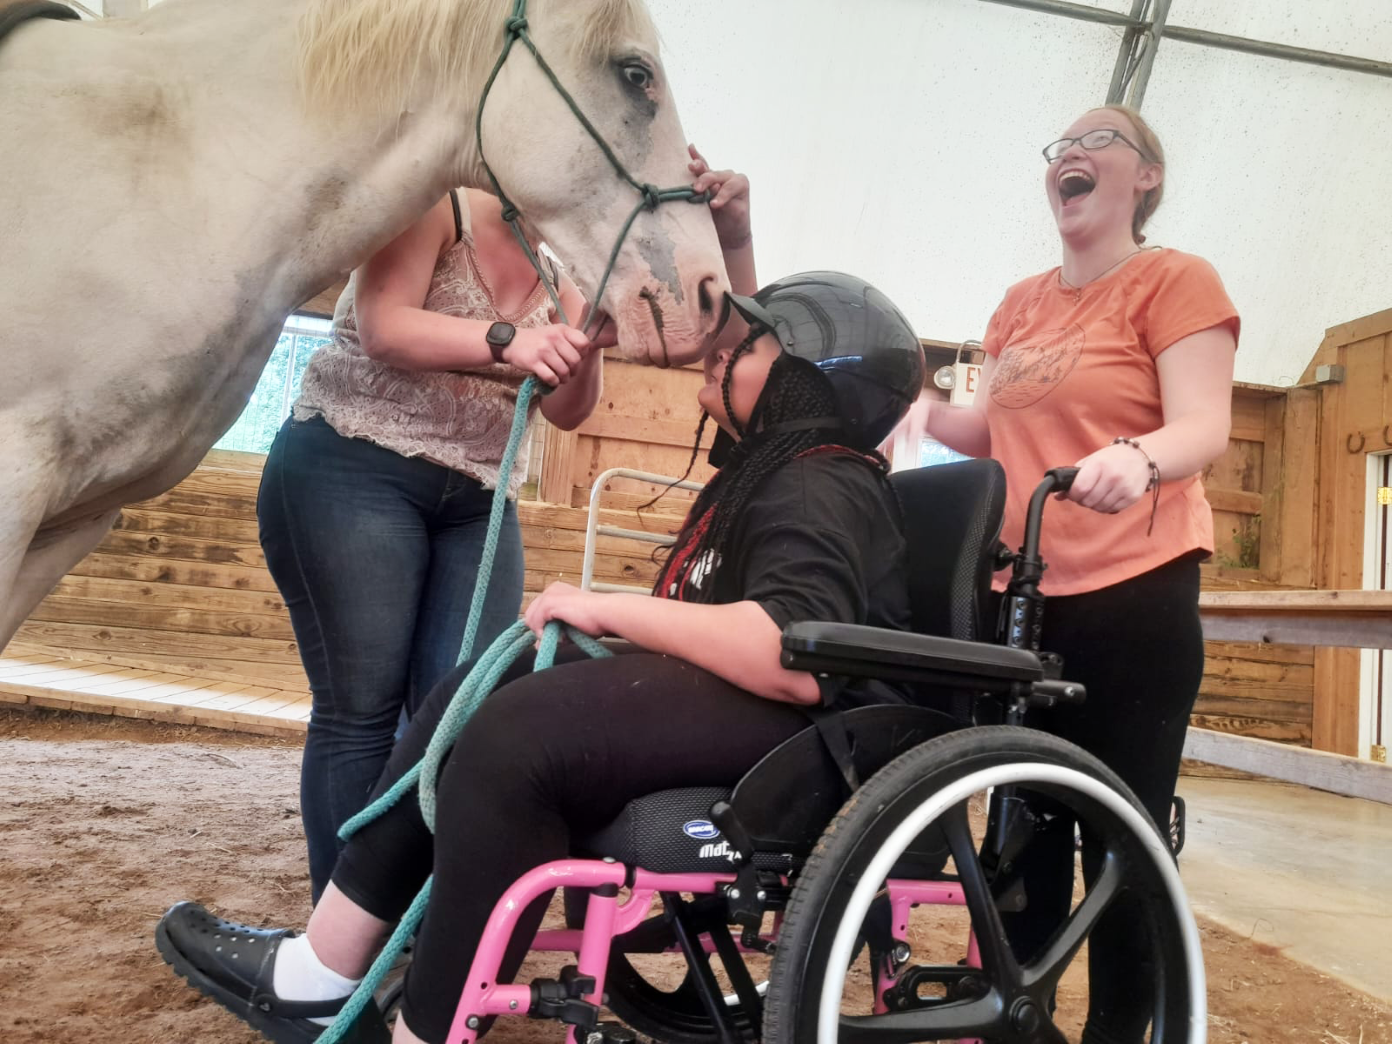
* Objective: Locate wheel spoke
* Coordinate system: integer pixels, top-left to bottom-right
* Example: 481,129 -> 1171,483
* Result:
1022,844 -> 1126,996
838,991 -> 1007,1043
942,802 -> 1020,987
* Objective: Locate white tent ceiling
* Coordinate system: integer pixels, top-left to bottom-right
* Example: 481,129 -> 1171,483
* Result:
86,0 -> 1392,386
649,0 -> 1392,385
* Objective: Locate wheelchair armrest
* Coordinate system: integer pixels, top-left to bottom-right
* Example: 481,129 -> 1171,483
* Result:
780,622 -> 1044,691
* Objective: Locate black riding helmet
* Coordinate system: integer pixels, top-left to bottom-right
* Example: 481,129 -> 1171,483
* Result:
721,271 -> 925,454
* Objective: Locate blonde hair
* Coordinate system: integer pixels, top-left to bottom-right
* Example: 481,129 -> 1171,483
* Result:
1093,103 -> 1165,245
297,0 -> 654,117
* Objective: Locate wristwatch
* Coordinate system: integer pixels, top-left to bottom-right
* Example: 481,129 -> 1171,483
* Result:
485,321 -> 516,363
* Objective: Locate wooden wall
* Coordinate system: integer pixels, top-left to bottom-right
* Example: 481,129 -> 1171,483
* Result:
17,322 -> 1388,753
13,453 -> 305,691
10,450 -> 686,698
1201,385 -> 1278,581
1195,307 -> 1392,756
1297,308 -> 1392,755
1189,384 -> 1316,749
538,349 -> 717,512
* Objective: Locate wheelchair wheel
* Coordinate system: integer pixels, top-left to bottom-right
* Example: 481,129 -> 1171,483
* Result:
1169,795 -> 1187,857
603,953 -> 762,1044
562,891 -> 761,1044
762,727 -> 1205,1044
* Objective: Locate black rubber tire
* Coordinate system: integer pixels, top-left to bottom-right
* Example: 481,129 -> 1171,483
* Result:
603,952 -> 760,1044
762,727 -> 1204,1044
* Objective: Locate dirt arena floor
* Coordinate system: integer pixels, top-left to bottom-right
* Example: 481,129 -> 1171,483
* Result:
1,706 -> 1388,1044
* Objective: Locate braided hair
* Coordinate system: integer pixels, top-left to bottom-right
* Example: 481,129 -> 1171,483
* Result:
653,329 -> 890,602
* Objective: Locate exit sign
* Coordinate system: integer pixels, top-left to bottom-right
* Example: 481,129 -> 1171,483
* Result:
950,363 -> 983,407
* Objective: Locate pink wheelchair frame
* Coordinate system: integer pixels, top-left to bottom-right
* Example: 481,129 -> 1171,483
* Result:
442,860 -> 978,1044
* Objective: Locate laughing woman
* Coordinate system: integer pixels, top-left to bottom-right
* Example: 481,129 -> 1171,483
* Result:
918,105 -> 1239,1040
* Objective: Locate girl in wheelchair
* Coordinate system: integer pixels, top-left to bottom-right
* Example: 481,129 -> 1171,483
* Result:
156,270 -> 928,1044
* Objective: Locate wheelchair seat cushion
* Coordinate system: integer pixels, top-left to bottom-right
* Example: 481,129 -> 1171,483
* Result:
574,787 -> 794,874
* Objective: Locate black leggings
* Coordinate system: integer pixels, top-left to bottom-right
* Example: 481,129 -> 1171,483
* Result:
331,647 -> 808,1044
996,555 -> 1204,1043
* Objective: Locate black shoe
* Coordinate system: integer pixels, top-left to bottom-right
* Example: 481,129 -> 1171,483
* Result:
156,901 -> 389,1043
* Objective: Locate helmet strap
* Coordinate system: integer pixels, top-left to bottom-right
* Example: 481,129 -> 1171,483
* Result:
758,416 -> 843,436
706,426 -> 737,468
709,349 -> 846,468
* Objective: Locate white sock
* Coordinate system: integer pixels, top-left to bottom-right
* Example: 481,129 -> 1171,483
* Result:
272,933 -> 362,1027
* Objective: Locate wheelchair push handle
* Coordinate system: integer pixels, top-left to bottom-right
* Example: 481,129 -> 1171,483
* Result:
999,466 -> 1083,655
1019,466 -> 1079,566
1044,465 -> 1079,494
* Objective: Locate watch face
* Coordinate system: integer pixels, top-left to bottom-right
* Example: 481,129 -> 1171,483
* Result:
486,321 -> 515,347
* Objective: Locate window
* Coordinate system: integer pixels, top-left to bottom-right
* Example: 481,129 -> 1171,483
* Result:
214,315 -> 333,454
212,315 -> 547,497
918,436 -> 969,469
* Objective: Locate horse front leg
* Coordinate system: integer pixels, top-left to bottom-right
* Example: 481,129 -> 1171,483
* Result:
0,509 -> 120,653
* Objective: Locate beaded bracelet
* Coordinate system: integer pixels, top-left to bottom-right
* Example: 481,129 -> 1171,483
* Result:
1112,436 -> 1161,535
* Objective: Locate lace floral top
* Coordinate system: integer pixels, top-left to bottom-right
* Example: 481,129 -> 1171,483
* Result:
294,192 -> 553,497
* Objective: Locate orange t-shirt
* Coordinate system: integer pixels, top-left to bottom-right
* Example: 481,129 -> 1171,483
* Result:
981,248 -> 1239,595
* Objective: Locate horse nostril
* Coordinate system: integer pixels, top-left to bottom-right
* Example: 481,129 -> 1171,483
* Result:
697,276 -> 716,317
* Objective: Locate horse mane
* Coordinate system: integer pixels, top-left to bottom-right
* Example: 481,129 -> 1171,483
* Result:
296,0 -> 656,116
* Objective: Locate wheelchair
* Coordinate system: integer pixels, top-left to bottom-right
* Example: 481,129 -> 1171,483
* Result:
425,459 -> 1205,1044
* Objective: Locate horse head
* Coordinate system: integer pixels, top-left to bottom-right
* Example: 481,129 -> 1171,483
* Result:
299,0 -> 729,367
473,0 -> 729,367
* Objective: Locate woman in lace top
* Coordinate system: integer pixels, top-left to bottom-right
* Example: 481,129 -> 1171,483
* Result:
259,187 -> 611,901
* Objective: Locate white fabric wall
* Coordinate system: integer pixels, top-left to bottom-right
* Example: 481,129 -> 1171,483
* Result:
650,0 -> 1392,385
109,0 -> 1392,382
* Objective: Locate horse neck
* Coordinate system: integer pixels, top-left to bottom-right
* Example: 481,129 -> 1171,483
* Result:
126,0 -> 486,311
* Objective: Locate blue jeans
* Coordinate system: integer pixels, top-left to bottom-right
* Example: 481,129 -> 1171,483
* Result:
258,415 -> 525,901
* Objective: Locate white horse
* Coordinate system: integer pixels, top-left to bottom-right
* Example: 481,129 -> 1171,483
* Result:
0,0 -> 728,651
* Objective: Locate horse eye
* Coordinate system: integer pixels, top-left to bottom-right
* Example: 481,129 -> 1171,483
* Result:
621,63 -> 651,90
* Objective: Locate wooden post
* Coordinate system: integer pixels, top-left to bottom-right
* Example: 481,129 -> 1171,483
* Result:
538,424 -> 578,505
1258,395 -> 1285,582
1274,388 -> 1320,589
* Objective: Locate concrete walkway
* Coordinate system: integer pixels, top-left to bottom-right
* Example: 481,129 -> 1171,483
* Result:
1177,775 -> 1392,1002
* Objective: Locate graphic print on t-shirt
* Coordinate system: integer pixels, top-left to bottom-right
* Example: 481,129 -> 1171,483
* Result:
990,324 -> 1085,409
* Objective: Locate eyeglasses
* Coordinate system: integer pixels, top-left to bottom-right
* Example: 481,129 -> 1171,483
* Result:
1042,129 -> 1147,164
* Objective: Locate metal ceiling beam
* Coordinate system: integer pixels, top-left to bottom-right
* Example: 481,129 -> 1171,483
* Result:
977,0 -> 1392,83
1124,0 -> 1170,108
977,0 -> 1137,28
1105,0 -> 1150,104
1163,24 -> 1392,80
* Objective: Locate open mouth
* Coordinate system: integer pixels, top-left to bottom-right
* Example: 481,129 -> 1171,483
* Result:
1058,168 -> 1096,206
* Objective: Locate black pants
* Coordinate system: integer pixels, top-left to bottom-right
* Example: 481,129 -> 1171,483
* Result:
996,556 -> 1204,1043
331,647 -> 808,1044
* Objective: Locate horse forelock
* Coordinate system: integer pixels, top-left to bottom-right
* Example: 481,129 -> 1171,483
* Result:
557,0 -> 657,63
295,0 -> 656,118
